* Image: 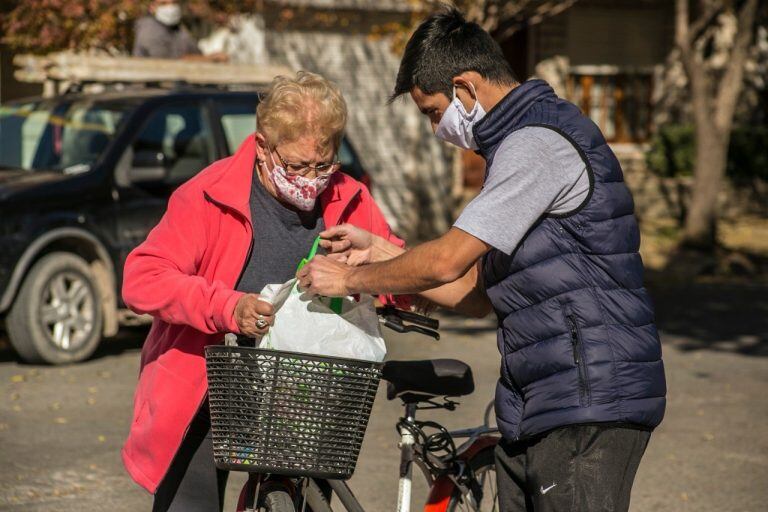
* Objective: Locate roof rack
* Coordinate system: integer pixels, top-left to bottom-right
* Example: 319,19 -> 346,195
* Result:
13,52 -> 292,96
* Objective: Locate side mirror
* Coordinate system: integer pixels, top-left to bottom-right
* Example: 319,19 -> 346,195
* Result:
128,150 -> 168,184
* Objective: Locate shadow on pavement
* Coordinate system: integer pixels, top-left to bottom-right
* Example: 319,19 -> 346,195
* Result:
647,273 -> 768,356
90,326 -> 148,359
436,309 -> 497,335
438,273 -> 768,357
0,325 -> 148,365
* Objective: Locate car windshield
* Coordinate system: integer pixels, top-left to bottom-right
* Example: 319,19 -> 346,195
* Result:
0,100 -> 131,173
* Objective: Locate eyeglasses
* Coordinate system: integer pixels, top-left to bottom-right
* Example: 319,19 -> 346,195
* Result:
272,145 -> 340,178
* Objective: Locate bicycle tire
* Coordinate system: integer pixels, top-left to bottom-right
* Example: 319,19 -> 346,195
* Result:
260,490 -> 295,512
446,446 -> 499,512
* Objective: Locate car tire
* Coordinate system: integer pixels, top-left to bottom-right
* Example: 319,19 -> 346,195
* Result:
6,252 -> 103,364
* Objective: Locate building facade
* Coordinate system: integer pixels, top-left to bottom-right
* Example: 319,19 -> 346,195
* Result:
207,1 -> 459,242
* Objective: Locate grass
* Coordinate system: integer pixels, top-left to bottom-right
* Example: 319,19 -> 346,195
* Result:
639,215 -> 768,278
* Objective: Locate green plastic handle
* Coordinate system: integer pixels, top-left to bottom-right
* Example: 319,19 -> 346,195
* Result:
296,236 -> 343,314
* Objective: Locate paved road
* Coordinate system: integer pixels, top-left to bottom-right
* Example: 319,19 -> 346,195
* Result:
1,281 -> 767,511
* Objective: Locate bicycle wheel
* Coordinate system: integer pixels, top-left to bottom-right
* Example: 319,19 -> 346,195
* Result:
447,446 -> 499,512
259,490 -> 295,512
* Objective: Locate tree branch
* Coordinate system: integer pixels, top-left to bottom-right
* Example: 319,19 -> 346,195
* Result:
676,0 -> 716,129
689,2 -> 725,42
676,1 -> 725,55
493,0 -> 577,42
676,0 -> 694,72
714,0 -> 759,130
498,0 -> 534,21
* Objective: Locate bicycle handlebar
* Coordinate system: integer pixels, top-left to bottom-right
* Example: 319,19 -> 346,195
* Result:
376,306 -> 440,340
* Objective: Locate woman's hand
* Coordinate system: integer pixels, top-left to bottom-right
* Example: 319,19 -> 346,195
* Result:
234,294 -> 275,337
320,224 -> 406,266
319,224 -> 374,266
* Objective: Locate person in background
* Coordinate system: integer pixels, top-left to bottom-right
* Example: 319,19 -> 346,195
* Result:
120,71 -> 405,511
133,0 -> 227,61
298,7 -> 666,512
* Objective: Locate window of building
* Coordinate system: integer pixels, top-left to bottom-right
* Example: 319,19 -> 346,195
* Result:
567,69 -> 653,143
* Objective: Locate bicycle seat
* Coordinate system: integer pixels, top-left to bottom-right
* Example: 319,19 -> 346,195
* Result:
382,359 -> 474,403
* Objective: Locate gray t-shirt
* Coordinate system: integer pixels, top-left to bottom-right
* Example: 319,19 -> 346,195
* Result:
235,170 -> 324,294
132,16 -> 201,59
454,126 -> 590,255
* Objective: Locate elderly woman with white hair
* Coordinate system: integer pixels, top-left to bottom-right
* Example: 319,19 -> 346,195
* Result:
120,71 -> 405,511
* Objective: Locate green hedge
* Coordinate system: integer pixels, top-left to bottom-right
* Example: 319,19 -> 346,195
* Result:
646,124 -> 768,181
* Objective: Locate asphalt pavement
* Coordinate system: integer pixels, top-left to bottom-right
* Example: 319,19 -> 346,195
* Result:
1,280 -> 766,511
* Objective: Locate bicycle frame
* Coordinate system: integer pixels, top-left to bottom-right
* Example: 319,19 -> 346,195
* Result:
307,400 -> 500,512
424,402 -> 500,512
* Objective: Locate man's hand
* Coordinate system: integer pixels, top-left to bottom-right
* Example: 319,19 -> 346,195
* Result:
302,227 -> 491,297
234,294 -> 275,337
296,255 -> 354,297
319,224 -> 374,266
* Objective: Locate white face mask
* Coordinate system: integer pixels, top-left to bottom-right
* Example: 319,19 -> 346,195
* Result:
154,3 -> 182,26
435,83 -> 486,150
261,151 -> 332,211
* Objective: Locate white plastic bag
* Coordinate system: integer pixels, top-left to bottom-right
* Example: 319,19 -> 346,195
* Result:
257,279 -> 386,362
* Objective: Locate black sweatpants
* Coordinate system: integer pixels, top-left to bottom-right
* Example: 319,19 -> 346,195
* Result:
494,424 -> 651,512
153,403 -> 229,512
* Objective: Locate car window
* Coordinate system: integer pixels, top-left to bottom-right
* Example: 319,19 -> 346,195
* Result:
213,100 -> 257,155
131,102 -> 215,185
338,139 -> 355,168
0,100 -> 129,173
337,138 -> 366,181
20,105 -> 50,168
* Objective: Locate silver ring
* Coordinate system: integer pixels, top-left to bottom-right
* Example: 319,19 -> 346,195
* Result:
255,318 -> 268,329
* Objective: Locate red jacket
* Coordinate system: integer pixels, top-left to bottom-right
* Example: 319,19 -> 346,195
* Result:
121,135 -> 404,493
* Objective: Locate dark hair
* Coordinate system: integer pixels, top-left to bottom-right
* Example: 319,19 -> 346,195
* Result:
390,7 -> 517,102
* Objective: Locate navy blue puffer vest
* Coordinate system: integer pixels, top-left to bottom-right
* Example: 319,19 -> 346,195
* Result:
475,80 -> 666,440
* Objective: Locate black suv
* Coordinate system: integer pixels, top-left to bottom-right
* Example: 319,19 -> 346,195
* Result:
0,86 -> 369,364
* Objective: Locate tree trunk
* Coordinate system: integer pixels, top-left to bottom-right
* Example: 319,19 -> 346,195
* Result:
677,0 -> 758,252
681,121 -> 730,249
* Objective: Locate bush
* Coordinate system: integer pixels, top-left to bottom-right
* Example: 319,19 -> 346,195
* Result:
647,125 -> 768,182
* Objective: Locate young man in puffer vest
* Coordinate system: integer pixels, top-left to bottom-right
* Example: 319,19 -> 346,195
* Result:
299,7 -> 666,511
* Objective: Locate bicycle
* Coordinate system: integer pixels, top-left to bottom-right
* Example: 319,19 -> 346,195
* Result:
207,307 -> 500,512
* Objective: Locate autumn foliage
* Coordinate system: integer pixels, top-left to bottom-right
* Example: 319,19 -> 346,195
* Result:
0,0 -> 263,54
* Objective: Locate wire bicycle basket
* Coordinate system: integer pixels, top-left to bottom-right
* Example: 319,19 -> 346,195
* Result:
205,345 -> 383,480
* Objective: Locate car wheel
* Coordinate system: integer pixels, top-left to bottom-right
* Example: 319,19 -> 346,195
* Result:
6,252 -> 103,364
